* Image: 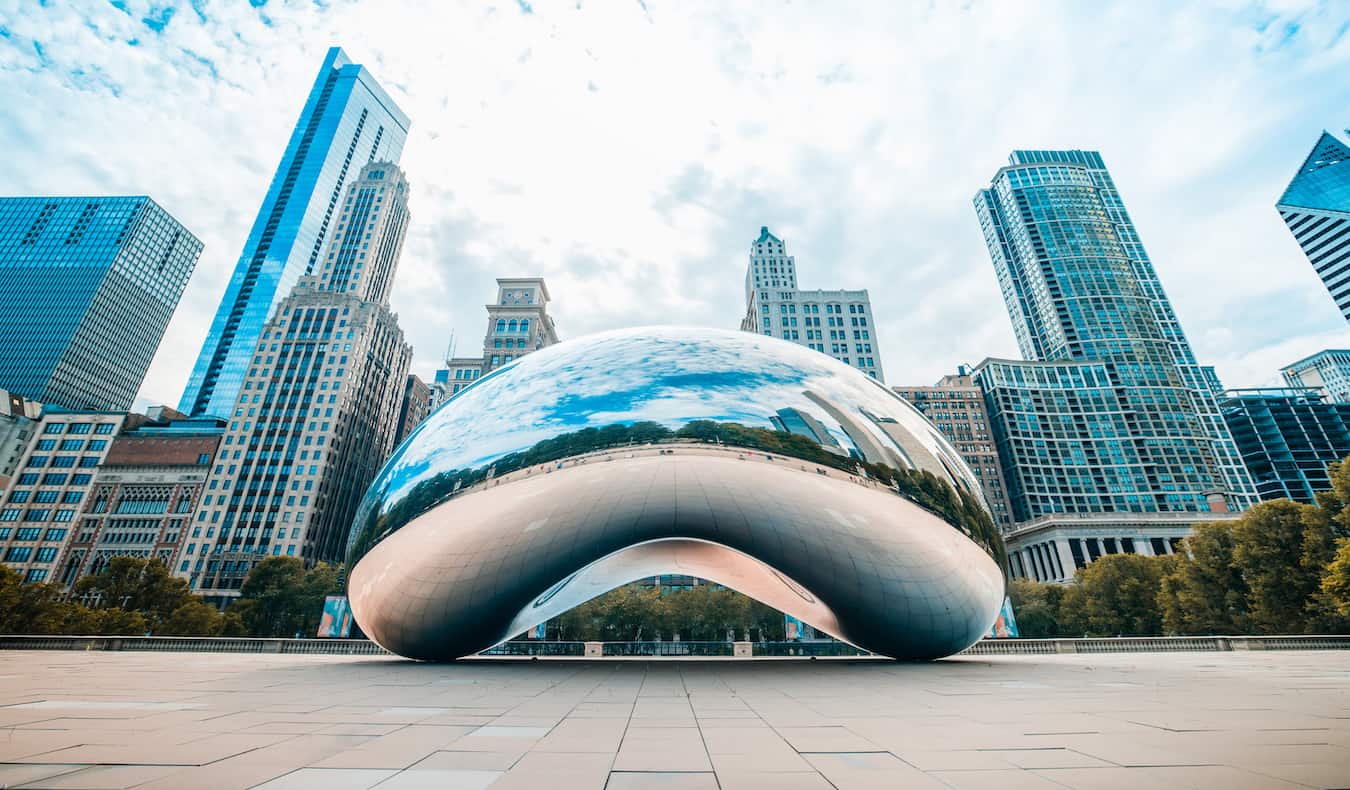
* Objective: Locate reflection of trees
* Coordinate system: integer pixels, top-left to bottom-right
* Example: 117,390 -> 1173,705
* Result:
349,419 -> 1006,567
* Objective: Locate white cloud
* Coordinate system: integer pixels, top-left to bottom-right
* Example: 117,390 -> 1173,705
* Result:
1,0 -> 1348,408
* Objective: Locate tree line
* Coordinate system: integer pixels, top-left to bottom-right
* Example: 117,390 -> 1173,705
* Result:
549,583 -> 788,642
1011,460 -> 1350,637
0,556 -> 341,638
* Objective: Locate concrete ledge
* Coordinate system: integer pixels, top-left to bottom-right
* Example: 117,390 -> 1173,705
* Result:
1,634 -> 1347,657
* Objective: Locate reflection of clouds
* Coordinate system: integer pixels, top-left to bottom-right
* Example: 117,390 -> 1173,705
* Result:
368,327 -> 985,512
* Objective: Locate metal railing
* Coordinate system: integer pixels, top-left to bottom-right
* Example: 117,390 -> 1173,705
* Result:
0,634 -> 1347,656
480,641 -> 586,657
603,641 -> 735,657
752,641 -> 874,657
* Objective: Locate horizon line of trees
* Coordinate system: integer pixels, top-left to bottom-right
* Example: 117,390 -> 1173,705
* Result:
0,556 -> 341,638
1011,459 -> 1350,638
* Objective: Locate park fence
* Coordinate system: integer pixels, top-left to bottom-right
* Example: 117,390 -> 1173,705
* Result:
1,634 -> 1347,657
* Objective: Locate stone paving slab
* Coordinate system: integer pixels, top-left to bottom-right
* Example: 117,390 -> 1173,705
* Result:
0,650 -> 1347,788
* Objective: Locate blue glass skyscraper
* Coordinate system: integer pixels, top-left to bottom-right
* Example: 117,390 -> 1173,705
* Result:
180,47 -> 409,417
0,196 -> 202,411
972,150 -> 1256,521
1277,131 -> 1350,322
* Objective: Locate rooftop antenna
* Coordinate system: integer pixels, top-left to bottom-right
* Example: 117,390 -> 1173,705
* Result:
444,330 -> 456,366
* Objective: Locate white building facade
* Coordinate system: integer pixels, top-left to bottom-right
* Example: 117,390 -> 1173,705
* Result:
1281,349 -> 1350,404
739,227 -> 884,382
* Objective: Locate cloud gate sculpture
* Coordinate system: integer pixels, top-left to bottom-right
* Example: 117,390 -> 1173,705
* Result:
345,327 -> 1007,660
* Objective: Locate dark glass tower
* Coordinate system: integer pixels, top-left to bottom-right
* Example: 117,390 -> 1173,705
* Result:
0,196 -> 202,410
180,47 -> 409,418
972,150 -> 1255,520
1277,131 -> 1350,321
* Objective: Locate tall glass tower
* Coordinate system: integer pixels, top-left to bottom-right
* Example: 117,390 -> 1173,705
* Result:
1277,131 -> 1350,322
972,150 -> 1255,520
0,196 -> 202,411
180,47 -> 409,418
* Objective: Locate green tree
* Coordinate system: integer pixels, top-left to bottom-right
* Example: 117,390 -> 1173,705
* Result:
1320,538 -> 1350,619
160,599 -> 224,636
1158,521 -> 1251,634
1007,578 -> 1064,638
72,557 -> 191,629
1230,500 -> 1335,633
89,608 -> 149,635
232,558 -> 341,637
1059,554 -> 1176,637
0,565 -> 88,634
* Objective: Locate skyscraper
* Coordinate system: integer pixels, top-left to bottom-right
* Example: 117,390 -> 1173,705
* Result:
1221,387 -> 1350,504
180,47 -> 409,418
0,197 -> 202,411
1277,131 -> 1350,322
974,149 -> 1255,517
184,163 -> 413,600
740,227 -> 885,381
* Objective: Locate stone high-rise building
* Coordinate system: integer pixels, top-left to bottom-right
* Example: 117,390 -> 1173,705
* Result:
893,370 -> 1013,532
0,410 -> 126,584
740,227 -> 884,381
0,196 -> 201,411
0,390 -> 43,489
181,48 -> 409,418
430,278 -> 559,407
394,374 -> 431,445
481,278 -> 560,375
56,414 -> 225,589
184,163 -> 414,600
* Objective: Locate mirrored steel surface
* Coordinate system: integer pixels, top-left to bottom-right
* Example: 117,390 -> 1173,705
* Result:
346,327 -> 1007,660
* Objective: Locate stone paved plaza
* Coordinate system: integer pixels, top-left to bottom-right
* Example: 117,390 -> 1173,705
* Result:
0,650 -> 1347,789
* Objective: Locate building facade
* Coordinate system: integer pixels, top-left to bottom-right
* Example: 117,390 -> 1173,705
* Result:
973,149 -> 1255,525
0,411 -> 126,583
1281,349 -> 1350,403
1221,388 -> 1350,504
0,197 -> 202,411
56,416 -> 224,589
893,370 -> 1013,531
180,47 -> 410,418
482,278 -> 559,375
739,227 -> 885,381
0,391 -> 43,489
184,163 -> 413,600
1003,512 -> 1233,584
394,374 -> 431,445
1277,131 -> 1350,322
429,278 -> 560,407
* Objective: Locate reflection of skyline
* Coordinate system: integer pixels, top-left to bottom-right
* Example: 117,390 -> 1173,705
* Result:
366,328 -> 984,520
770,407 -> 846,456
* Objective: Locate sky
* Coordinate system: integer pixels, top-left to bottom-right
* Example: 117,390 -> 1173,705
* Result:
2,0 -> 1349,410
